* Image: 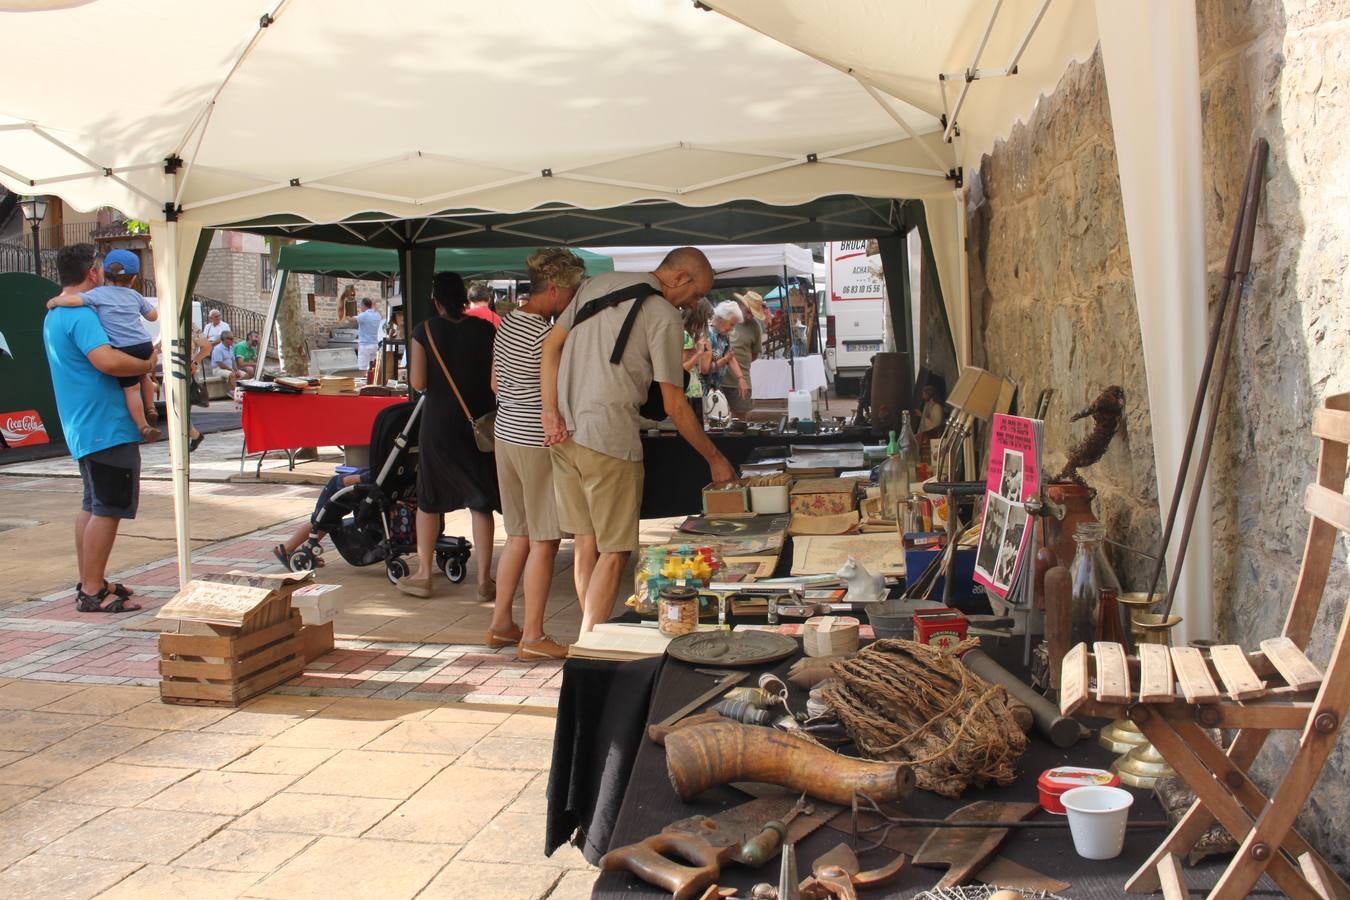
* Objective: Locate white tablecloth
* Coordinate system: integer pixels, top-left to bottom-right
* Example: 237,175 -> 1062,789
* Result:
750,355 -> 829,399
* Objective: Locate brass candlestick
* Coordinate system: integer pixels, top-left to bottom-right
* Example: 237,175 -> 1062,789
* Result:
1097,593 -> 1160,754
1112,608 -> 1182,788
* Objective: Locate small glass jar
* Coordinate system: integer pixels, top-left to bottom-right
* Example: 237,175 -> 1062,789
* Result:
1069,522 -> 1121,647
658,584 -> 700,637
633,546 -> 667,616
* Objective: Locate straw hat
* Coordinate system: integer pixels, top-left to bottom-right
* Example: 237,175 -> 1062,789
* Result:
733,290 -> 768,323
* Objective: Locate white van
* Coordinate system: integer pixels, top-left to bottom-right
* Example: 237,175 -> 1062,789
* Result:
824,240 -> 886,389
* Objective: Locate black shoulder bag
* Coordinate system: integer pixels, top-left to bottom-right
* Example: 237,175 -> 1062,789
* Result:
569,282 -> 687,420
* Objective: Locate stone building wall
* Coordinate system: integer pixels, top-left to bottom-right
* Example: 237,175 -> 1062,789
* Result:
967,0 -> 1350,865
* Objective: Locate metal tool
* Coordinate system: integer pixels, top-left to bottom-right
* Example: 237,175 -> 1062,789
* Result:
646,668 -> 747,744
798,843 -> 908,900
911,801 -> 1039,889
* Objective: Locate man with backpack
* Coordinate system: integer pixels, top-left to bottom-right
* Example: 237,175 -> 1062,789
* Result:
541,247 -> 735,634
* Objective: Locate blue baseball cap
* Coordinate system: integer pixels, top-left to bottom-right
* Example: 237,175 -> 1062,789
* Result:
103,249 -> 140,275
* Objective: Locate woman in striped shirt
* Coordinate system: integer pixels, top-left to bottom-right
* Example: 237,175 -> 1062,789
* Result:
486,249 -> 587,659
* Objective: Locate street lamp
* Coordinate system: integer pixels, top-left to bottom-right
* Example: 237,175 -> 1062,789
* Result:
18,195 -> 48,277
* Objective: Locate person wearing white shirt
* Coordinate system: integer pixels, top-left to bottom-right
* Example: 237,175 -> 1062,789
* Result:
342,298 -> 384,376
202,308 -> 231,346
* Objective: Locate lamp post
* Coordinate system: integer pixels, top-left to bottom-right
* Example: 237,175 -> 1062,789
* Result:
19,195 -> 48,278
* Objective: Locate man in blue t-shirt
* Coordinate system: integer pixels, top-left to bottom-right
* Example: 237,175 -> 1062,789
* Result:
42,244 -> 159,615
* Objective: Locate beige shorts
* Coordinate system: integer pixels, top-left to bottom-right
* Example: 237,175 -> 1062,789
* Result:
551,439 -> 643,554
495,439 -> 561,540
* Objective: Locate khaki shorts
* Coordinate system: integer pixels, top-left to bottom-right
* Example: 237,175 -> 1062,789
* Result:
495,440 -> 561,540
551,439 -> 643,553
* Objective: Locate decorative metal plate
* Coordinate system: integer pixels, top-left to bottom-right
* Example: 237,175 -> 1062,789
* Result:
665,630 -> 798,667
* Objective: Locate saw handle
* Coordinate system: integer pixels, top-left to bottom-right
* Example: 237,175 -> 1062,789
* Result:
600,828 -> 733,900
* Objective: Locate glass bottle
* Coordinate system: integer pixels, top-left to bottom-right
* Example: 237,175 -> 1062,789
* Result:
897,414 -> 918,486
879,431 -> 906,520
1069,522 -> 1121,647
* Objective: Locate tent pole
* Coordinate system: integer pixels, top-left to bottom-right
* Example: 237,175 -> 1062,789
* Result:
257,267 -> 287,379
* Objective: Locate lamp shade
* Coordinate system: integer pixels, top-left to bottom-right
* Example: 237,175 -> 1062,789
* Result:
946,366 -> 1006,421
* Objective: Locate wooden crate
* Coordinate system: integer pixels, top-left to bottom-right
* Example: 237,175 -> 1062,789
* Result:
159,610 -> 304,707
298,621 -> 335,664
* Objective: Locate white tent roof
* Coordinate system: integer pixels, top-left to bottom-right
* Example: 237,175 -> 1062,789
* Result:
587,243 -> 815,281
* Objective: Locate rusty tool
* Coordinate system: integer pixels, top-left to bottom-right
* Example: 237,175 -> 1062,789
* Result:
647,668 -> 747,745
912,801 -> 1040,888
798,842 -> 907,900
600,794 -> 837,900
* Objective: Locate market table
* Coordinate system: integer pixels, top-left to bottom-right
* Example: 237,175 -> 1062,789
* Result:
639,430 -> 874,518
240,391 -> 406,472
548,640 -> 1273,898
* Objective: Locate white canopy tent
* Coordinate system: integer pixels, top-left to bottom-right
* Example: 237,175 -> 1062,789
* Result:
0,0 -> 1212,641
587,244 -> 815,283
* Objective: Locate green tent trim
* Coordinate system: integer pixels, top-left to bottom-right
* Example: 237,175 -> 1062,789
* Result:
276,242 -> 614,280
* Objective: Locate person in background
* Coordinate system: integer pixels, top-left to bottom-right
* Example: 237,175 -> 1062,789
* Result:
915,383 -> 946,441
465,281 -> 502,328
703,300 -> 748,401
186,324 -> 209,451
400,272 -> 499,600
728,291 -> 764,417
45,249 -> 161,442
202,307 -> 231,346
233,330 -> 260,379
681,300 -> 712,421
340,297 -> 384,381
210,331 -> 242,393
43,243 -> 156,614
541,247 -> 735,635
486,248 -> 587,660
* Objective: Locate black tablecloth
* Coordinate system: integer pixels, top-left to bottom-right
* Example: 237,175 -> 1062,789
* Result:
551,639 -> 1278,898
639,430 -> 872,518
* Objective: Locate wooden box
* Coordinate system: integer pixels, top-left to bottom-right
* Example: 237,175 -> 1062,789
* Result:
159,610 -> 304,706
789,478 -> 859,517
702,481 -> 752,516
298,621 -> 335,664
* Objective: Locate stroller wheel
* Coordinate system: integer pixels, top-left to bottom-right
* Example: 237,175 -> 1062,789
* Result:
288,549 -> 317,573
385,557 -> 410,586
443,557 -> 466,584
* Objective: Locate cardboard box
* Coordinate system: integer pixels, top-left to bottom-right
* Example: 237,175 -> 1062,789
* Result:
298,621 -> 335,663
701,482 -> 751,516
290,582 -> 344,625
789,478 -> 859,517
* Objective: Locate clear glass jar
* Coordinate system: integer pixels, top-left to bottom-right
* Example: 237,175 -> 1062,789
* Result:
1069,522 -> 1121,647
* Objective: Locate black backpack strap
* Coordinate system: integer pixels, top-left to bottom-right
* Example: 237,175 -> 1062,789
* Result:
569,281 -> 660,365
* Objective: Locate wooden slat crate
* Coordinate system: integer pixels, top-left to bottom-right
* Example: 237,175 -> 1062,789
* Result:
159,610 -> 304,707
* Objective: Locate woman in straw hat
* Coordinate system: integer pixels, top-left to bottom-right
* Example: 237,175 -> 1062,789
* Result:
728,290 -> 767,416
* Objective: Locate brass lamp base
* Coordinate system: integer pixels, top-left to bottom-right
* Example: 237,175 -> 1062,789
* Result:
1112,739 -> 1175,788
1098,718 -> 1150,754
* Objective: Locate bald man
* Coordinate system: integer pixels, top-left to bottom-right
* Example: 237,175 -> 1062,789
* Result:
541,247 -> 735,635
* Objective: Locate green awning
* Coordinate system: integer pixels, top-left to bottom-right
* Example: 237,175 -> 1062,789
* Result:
275,242 -> 613,280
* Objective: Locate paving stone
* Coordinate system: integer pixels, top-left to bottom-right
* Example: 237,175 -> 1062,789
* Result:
0,708 -> 102,751
545,869 -> 600,900
0,679 -> 83,710
43,764 -> 189,807
202,693 -> 334,738
40,807 -> 231,865
288,748 -> 452,801
37,685 -> 158,717
366,764 -> 531,845
422,706 -> 510,725
456,735 -> 554,771
419,859 -> 564,900
491,712 -> 558,739
172,828 -> 316,874
224,746 -> 338,777
0,799 -> 110,869
246,835 -> 455,900
93,863 -> 261,899
0,853 -> 142,900
0,783 -> 42,814
361,719 -> 495,756
459,812 -> 590,869
264,716 -> 396,750
316,697 -> 436,721
103,701 -> 234,732
115,730 -> 261,770
507,772 -> 550,816
0,749 -> 22,767
139,770 -> 296,816
0,725 -> 159,787
232,792 -> 401,836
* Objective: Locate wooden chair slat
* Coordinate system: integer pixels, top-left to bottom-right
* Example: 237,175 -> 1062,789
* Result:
1259,637 -> 1323,691
1094,641 -> 1131,703
1305,484 -> 1350,534
1170,646 -> 1222,704
1060,643 -> 1090,715
1298,852 -> 1335,900
1138,643 -> 1175,702
1157,853 -> 1189,900
1312,407 -> 1350,445
1211,644 -> 1266,701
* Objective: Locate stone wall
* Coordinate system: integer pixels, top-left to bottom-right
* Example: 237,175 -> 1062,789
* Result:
968,1 -> 1350,866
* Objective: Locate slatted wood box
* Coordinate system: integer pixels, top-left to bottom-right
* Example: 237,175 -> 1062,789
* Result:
157,574 -> 310,707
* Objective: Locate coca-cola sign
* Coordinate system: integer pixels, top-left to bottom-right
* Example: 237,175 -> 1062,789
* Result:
1,410 -> 49,447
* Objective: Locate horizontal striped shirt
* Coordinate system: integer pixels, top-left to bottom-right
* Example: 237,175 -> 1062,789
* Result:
493,310 -> 552,447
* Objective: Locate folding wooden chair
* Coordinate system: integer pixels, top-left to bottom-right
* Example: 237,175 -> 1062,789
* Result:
1060,392 -> 1350,899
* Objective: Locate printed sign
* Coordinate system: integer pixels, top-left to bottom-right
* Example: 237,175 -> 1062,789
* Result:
828,240 -> 885,302
1,410 -> 50,447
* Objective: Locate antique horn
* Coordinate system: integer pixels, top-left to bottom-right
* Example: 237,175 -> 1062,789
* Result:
665,721 -> 914,805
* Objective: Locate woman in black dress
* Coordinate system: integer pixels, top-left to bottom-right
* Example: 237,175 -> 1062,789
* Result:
398,272 -> 499,600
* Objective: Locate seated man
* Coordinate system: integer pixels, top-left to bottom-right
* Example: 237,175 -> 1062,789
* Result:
233,330 -> 260,379
210,331 -> 241,393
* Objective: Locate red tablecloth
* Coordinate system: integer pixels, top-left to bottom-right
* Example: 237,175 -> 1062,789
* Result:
242,392 -> 406,454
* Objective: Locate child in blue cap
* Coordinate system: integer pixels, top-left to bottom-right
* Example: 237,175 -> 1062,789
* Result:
47,248 -> 161,441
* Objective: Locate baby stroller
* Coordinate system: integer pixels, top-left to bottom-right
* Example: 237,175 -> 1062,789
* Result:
285,395 -> 472,585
